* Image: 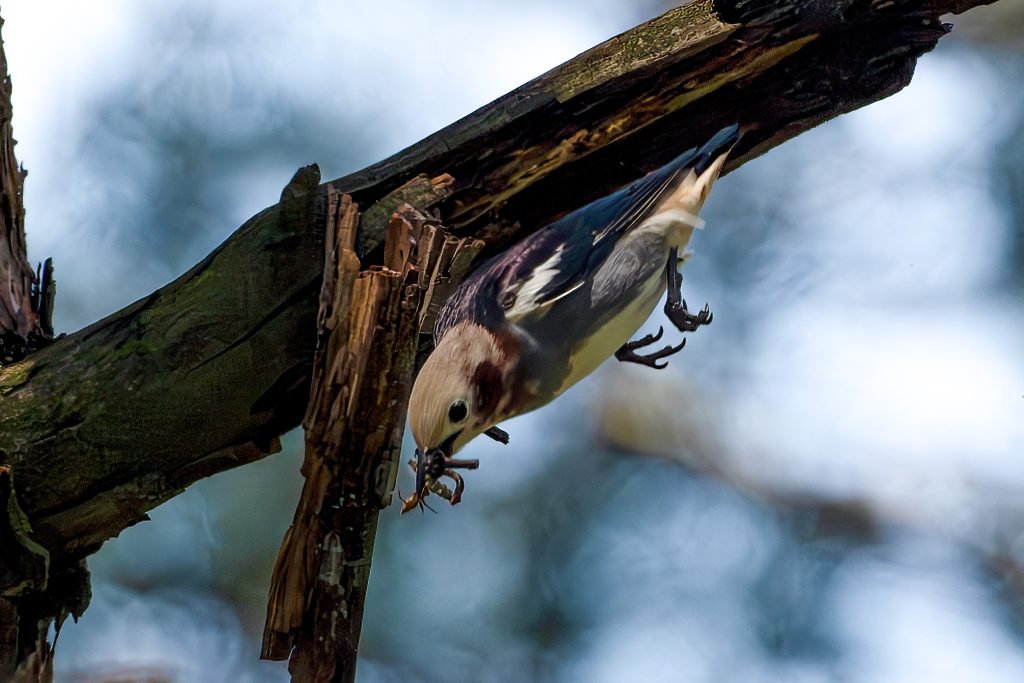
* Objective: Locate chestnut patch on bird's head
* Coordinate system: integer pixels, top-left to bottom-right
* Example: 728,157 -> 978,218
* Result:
472,361 -> 503,416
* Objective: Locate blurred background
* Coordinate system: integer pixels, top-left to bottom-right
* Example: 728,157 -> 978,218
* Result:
3,0 -> 1023,681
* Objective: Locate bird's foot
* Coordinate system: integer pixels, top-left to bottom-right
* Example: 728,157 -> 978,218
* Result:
401,454 -> 480,514
615,325 -> 686,370
664,247 -> 713,333
665,299 -> 713,333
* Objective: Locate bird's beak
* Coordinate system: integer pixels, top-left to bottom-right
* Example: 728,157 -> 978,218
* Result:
413,446 -> 428,501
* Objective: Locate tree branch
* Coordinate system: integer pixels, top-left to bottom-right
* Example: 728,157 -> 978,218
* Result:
261,192 -> 483,680
0,0 -> 1001,676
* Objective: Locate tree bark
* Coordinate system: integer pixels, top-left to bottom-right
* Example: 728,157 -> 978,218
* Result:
0,16 -> 52,366
0,0 -> 1001,676
261,191 -> 483,681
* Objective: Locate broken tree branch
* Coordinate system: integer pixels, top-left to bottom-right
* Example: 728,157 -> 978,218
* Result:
0,0 -> 1002,675
261,192 -> 483,680
0,15 -> 52,365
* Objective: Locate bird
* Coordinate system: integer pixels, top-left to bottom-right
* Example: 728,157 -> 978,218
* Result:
403,124 -> 741,513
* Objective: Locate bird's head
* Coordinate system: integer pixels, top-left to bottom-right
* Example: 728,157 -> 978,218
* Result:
408,322 -> 509,468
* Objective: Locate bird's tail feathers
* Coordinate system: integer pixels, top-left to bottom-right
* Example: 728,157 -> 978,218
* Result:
658,131 -> 736,213
655,123 -> 740,208
689,145 -> 729,206
690,123 -> 741,177
642,125 -> 740,241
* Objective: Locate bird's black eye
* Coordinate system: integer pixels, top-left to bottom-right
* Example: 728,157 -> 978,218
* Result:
448,400 -> 468,423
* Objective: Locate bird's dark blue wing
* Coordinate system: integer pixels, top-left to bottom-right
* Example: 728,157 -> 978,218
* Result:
432,171 -> 677,341
434,124 -> 741,341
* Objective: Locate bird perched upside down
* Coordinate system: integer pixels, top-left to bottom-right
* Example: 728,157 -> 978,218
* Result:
403,124 -> 741,513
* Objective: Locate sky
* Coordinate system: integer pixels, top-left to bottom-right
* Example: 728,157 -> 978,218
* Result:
2,2 -> 1023,682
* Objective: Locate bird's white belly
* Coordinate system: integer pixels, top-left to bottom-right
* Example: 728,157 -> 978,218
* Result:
556,268 -> 666,394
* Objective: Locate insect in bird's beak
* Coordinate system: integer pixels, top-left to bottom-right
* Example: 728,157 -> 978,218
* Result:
400,426 -> 510,514
400,447 -> 432,514
400,439 -> 481,514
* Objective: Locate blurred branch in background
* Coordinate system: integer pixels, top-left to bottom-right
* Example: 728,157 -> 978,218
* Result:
597,365 -> 1024,569
0,0 -> 1010,679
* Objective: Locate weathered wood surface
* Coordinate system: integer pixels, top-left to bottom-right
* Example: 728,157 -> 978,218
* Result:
261,192 -> 483,680
0,18 -> 30,343
0,16 -> 50,365
0,0 -> 1001,673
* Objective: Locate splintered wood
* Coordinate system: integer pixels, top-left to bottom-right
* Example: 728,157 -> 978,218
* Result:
0,21 -> 51,366
262,185 -> 482,683
0,35 -> 32,344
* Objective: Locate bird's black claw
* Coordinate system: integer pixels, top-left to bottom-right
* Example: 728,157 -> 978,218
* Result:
665,299 -> 713,333
663,247 -> 713,334
615,337 -> 686,369
619,326 -> 665,352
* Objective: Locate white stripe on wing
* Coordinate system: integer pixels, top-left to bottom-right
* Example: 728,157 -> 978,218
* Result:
505,243 -> 567,322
